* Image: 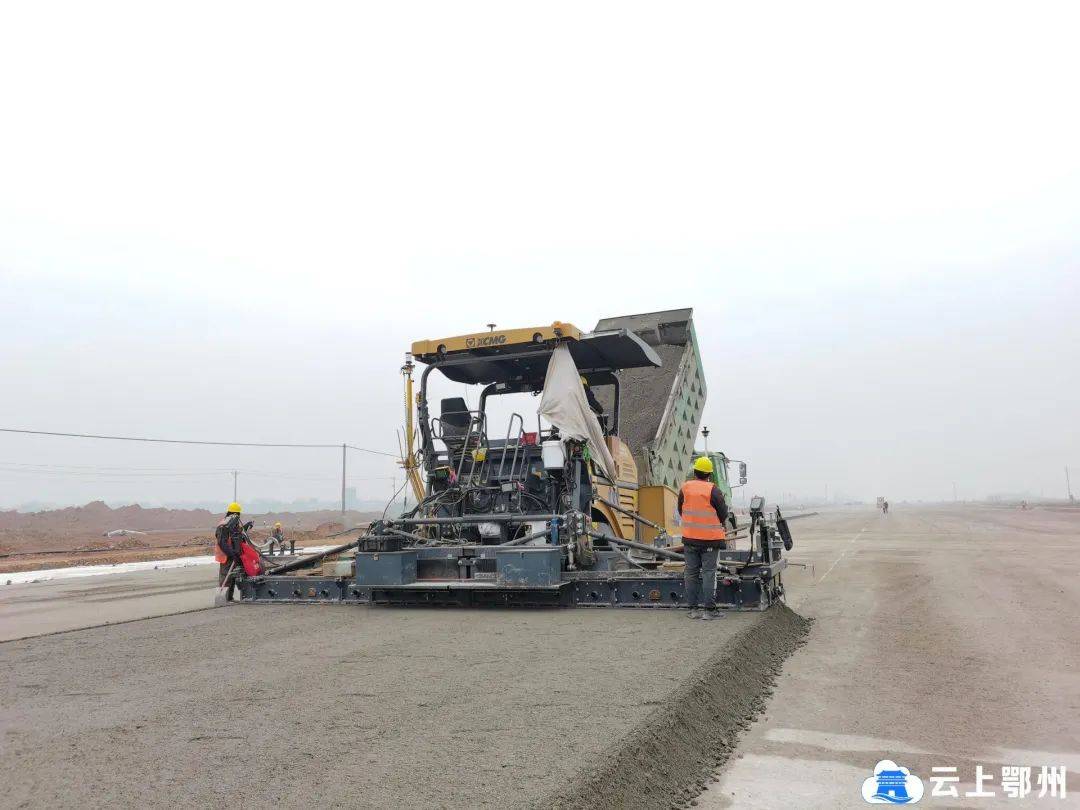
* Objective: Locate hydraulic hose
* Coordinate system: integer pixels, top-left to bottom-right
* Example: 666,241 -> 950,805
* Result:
587,531 -> 685,561
498,528 -> 553,547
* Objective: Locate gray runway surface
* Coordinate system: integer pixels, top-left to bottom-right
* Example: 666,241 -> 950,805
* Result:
0,564 -> 219,641
700,505 -> 1080,808
5,505 -> 1074,808
1,602 -> 769,809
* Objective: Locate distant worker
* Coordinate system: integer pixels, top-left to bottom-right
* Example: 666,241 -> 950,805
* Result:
214,501 -> 248,601
883,500 -> 889,515
266,521 -> 294,556
679,456 -> 729,620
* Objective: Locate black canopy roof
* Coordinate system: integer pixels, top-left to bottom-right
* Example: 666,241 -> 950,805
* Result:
416,329 -> 662,386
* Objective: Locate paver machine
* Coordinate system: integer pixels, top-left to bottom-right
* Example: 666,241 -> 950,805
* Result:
238,313 -> 792,609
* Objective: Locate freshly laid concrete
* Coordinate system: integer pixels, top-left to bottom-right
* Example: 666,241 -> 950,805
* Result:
697,505 -> 1080,808
0,549 -> 337,641
0,564 -> 219,641
1,602 -> 805,809
8,504 -> 1068,809
1,545 -> 337,586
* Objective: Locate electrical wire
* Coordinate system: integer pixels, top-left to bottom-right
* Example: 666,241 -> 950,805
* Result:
0,461 -> 399,485
0,464 -> 350,484
381,477 -> 410,520
0,427 -> 397,457
344,444 -> 399,458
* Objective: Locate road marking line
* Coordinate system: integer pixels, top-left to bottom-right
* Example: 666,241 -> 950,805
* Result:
817,526 -> 866,584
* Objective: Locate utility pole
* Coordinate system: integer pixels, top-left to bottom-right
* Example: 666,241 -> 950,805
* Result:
233,470 -> 238,502
952,482 -> 957,502
1067,466 -> 1075,502
341,444 -> 347,515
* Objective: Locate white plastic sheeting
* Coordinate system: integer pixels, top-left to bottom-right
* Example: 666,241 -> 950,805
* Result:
1,546 -> 340,586
538,343 -> 616,481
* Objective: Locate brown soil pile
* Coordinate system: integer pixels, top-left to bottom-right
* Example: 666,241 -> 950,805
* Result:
0,501 -> 378,556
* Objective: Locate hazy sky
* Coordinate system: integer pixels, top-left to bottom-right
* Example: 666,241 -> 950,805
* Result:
1,1 -> 1078,509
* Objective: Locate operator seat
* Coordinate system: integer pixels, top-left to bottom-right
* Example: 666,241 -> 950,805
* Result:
439,397 -> 472,451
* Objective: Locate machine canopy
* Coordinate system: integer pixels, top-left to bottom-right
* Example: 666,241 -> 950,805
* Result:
414,328 -> 662,386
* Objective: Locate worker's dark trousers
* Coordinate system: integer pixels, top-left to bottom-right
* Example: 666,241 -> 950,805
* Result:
218,562 -> 236,601
683,540 -> 727,610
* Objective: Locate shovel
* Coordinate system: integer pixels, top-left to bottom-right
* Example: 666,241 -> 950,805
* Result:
214,562 -> 237,607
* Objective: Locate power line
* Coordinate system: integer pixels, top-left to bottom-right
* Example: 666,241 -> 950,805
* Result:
344,444 -> 399,458
0,461 -> 230,472
0,461 -> 382,481
0,467 -> 227,479
0,427 -> 398,457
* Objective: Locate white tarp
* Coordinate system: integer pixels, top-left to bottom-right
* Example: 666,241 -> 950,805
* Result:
1,546 -> 341,587
538,343 -> 617,481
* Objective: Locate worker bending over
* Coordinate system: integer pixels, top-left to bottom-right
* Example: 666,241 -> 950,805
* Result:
214,501 -> 248,601
267,521 -> 293,555
679,456 -> 729,620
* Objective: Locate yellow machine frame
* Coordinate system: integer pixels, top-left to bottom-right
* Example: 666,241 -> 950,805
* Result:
402,320 -> 677,545
410,322 -> 582,360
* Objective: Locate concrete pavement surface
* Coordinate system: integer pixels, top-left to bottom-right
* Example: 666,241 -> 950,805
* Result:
0,600 -> 792,809
2,505 -> 1077,808
699,505 -> 1080,808
0,564 -> 220,641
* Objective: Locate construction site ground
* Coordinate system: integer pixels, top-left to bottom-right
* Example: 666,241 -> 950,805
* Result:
0,537 -> 330,576
2,505 -> 1078,808
0,501 -> 378,574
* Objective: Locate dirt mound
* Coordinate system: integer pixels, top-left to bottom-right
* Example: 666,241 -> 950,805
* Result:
0,502 -> 379,555
73,537 -> 151,553
0,501 -> 217,535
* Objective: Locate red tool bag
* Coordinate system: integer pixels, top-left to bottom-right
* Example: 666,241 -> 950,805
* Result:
238,540 -> 264,576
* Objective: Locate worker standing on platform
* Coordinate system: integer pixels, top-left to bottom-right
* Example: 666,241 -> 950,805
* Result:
679,457 -> 729,620
215,502 -> 246,601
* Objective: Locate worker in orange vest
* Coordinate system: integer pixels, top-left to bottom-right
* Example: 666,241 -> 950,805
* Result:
214,501 -> 246,601
679,456 -> 729,620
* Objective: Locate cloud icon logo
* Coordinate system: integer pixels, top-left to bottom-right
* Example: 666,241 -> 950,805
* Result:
862,759 -> 924,804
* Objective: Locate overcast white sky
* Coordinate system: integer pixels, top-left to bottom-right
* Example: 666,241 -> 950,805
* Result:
1,0 -> 1078,509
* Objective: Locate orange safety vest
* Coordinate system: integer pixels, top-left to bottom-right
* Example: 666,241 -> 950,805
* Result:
679,479 -> 727,542
214,517 -> 229,564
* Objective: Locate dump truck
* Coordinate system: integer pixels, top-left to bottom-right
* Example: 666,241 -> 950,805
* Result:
237,312 -> 791,609
593,310 -> 745,539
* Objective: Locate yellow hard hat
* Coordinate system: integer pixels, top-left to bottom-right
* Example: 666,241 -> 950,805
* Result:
579,375 -> 588,387
693,456 -> 714,474
274,522 -> 282,528
226,501 -> 242,514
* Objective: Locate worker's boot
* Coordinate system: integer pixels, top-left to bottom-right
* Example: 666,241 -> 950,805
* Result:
686,608 -> 703,619
700,609 -> 723,620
